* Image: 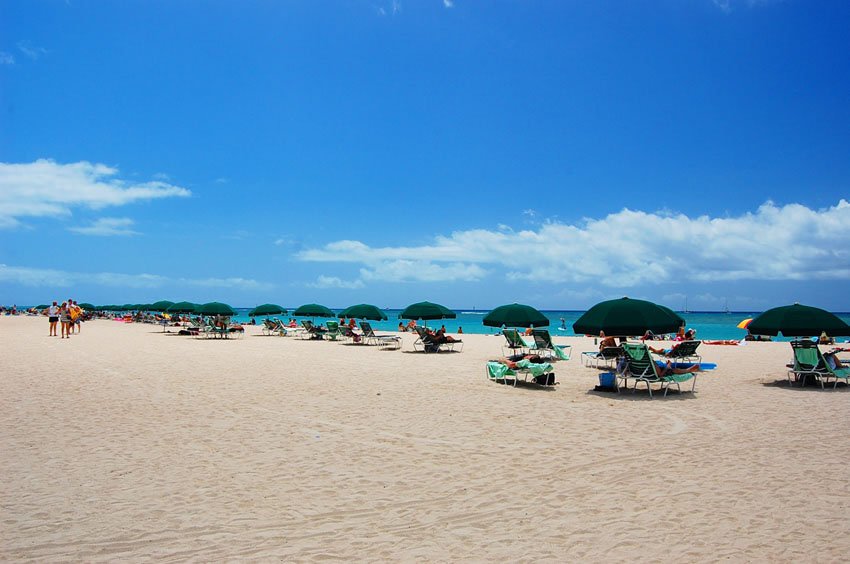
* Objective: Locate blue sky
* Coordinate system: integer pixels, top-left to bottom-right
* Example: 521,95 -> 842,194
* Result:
1,0 -> 849,311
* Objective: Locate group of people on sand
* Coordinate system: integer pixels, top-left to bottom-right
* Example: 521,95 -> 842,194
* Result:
42,299 -> 83,339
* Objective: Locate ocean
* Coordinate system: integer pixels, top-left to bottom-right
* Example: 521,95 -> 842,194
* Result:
228,309 -> 850,341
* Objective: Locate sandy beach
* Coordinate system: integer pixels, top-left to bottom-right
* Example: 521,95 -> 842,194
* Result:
2,315 -> 849,562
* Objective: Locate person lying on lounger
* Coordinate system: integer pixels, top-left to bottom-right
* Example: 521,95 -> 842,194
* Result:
427,327 -> 460,344
703,339 -> 745,345
656,360 -> 702,376
497,354 -> 547,369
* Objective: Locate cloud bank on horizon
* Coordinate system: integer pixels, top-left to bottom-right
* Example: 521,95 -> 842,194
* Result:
299,200 -> 850,288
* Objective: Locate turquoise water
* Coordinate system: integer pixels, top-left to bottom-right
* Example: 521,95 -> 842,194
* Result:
229,309 -> 850,341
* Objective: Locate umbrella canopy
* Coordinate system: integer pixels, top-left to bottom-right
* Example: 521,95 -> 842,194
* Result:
737,318 -> 753,330
399,301 -> 456,321
293,303 -> 336,317
166,301 -> 198,314
149,300 -> 175,312
339,304 -> 388,320
195,302 -> 237,316
483,303 -> 549,328
77,302 -> 96,310
573,297 -> 684,336
34,304 -> 49,310
249,303 -> 287,317
746,303 -> 850,337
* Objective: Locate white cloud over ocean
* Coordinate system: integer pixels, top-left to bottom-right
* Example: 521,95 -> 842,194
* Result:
0,159 -> 191,229
298,200 -> 850,287
0,264 -> 273,292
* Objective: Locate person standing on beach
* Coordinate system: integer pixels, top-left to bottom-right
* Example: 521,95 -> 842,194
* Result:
59,301 -> 72,339
47,301 -> 59,336
70,300 -> 82,334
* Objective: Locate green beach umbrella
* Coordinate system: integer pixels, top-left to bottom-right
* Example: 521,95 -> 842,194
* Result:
195,302 -> 237,316
747,303 -> 850,337
34,304 -> 49,310
399,302 -> 456,326
339,304 -> 388,320
483,303 -> 549,328
166,301 -> 198,314
572,297 -> 684,336
293,303 -> 336,317
249,303 -> 287,317
77,302 -> 96,311
149,300 -> 175,312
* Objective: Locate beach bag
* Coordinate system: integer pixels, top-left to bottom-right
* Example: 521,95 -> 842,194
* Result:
533,372 -> 556,386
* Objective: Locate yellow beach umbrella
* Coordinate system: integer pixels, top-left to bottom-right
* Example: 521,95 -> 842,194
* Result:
737,318 -> 753,329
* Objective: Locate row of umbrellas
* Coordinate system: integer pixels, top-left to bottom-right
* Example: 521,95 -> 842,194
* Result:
59,297 -> 850,337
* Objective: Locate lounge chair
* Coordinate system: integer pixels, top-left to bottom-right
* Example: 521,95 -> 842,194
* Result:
616,342 -> 698,398
656,340 -> 701,363
299,320 -> 326,340
262,318 -> 287,336
502,329 -> 530,356
581,346 -> 624,369
787,341 -> 850,389
324,320 -> 343,341
412,326 -> 462,353
486,359 -> 557,387
530,329 -> 571,361
359,321 -> 401,348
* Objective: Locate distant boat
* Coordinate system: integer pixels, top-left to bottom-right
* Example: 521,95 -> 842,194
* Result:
683,297 -> 690,314
724,298 -> 730,314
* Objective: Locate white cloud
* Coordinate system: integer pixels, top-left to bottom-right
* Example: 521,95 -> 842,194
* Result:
0,159 -> 191,228
443,0 -> 454,7
0,264 -> 273,291
16,41 -> 48,60
297,200 -> 850,286
69,217 -> 139,237
308,275 -> 364,289
214,177 -> 229,184
0,51 -> 14,65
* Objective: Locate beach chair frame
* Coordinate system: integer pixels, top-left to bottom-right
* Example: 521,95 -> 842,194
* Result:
787,341 -> 850,389
617,343 -> 697,399
530,329 -> 571,361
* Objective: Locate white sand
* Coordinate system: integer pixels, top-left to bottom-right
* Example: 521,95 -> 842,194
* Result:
2,316 -> 849,562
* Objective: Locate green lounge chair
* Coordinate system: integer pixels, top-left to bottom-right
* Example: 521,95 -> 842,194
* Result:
530,329 -> 571,361
787,341 -> 850,389
325,320 -> 343,341
656,340 -> 702,363
617,342 -> 698,398
502,329 -> 530,356
486,359 -> 556,387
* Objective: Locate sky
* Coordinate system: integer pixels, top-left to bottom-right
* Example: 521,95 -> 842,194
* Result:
1,0 -> 849,311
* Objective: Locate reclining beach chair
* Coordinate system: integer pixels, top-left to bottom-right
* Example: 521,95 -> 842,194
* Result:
262,318 -> 287,336
787,341 -> 850,389
299,320 -> 326,340
359,321 -> 401,348
412,326 -> 462,353
486,359 -> 557,387
581,346 -> 624,369
502,329 -> 530,356
616,342 -> 698,399
530,329 -> 571,361
659,340 -> 702,364
324,320 -> 343,341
